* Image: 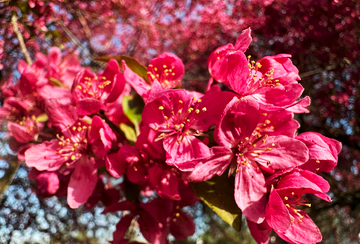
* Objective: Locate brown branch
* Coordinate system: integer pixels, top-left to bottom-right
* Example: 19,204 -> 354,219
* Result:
299,64 -> 337,78
11,13 -> 33,66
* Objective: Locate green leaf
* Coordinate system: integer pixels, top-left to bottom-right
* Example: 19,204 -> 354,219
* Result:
119,123 -> 137,143
122,94 -> 144,135
49,77 -> 66,87
35,113 -> 48,123
190,174 -> 242,231
0,160 -> 20,197
96,55 -> 149,83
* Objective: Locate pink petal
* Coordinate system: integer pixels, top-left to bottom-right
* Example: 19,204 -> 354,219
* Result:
163,135 -> 211,170
67,157 -> 98,208
183,146 -> 233,182
48,47 -> 62,65
148,52 -> 184,89
76,97 -> 104,116
253,136 -> 309,170
106,145 -> 139,178
106,73 -> 125,103
45,97 -> 78,132
265,189 -> 291,231
170,211 -> 196,240
215,96 -> 260,148
122,60 -> 151,98
226,51 -> 250,95
234,162 -> 267,221
189,90 -> 236,132
277,210 -> 322,244
25,140 -> 67,171
297,132 -> 342,173
247,219 -> 272,244
234,28 -> 252,52
207,43 -> 234,83
112,214 -> 134,243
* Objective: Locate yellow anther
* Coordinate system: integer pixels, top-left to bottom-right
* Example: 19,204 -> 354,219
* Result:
159,106 -> 164,110
245,137 -> 249,141
179,100 -> 183,104
163,65 -> 167,68
154,67 -> 157,71
202,107 -> 207,112
77,85 -> 82,89
71,155 -> 76,160
272,143 -> 275,146
164,116 -> 168,120
74,143 -> 79,147
256,63 -> 262,68
316,160 -> 320,163
195,109 -> 200,113
154,127 -> 158,131
284,196 -> 288,200
197,99 -> 202,102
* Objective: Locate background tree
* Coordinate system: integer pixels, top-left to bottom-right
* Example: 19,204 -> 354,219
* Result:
0,0 -> 359,243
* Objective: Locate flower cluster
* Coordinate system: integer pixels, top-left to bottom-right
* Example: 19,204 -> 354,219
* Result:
1,29 -> 341,244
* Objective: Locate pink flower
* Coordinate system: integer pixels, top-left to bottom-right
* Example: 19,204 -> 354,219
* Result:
24,120 -> 99,208
297,132 -> 342,173
265,169 -> 331,244
104,196 -> 196,244
0,97 -> 43,143
141,89 -> 235,170
225,52 -> 307,111
207,28 -> 252,84
71,59 -> 125,116
185,97 -> 309,223
88,115 -> 116,158
123,52 -> 184,100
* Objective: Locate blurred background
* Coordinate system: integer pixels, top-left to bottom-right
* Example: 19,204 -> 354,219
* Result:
0,0 -> 359,243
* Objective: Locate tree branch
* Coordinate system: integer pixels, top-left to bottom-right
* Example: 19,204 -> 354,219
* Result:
11,13 -> 33,66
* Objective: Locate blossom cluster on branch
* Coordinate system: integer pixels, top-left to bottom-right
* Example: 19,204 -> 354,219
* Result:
0,29 -> 341,244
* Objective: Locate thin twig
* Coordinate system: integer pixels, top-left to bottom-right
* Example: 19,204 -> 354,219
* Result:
11,13 -> 33,66
77,11 -> 91,40
58,20 -> 92,58
59,20 -> 105,68
300,65 -> 337,78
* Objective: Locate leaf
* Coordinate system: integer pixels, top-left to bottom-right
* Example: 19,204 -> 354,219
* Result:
119,123 -> 137,143
49,77 -> 66,87
96,55 -> 149,83
35,113 -> 48,123
122,94 -> 144,135
190,173 -> 242,231
0,160 -> 20,197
